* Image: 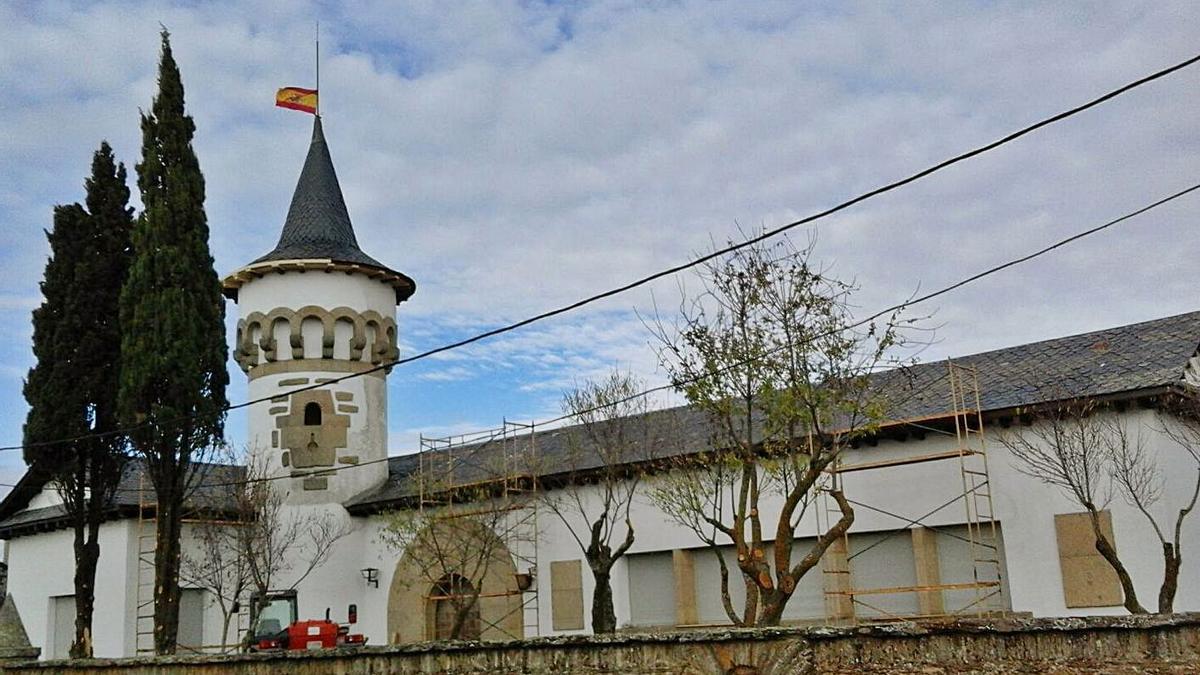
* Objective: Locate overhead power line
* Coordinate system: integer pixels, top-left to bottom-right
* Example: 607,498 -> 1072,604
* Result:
110,181 -> 1200,490
4,51 -> 1199,456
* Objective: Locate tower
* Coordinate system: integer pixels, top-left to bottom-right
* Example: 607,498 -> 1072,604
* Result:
223,117 -> 415,504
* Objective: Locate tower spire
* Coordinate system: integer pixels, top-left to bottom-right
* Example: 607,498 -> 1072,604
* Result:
253,116 -> 382,268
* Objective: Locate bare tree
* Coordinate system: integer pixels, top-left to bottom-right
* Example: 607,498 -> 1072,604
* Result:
648,234 -> 909,626
541,371 -> 663,633
1109,395 -> 1200,613
997,398 -> 1147,613
182,450 -> 353,649
180,508 -> 250,652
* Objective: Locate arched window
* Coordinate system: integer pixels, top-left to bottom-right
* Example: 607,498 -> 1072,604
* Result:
430,574 -> 481,640
303,402 -> 322,426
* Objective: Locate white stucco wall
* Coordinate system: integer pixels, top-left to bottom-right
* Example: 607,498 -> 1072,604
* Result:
5,405 -> 1199,659
7,519 -> 254,658
6,520 -> 133,658
236,270 -> 396,317
349,406 -> 1199,636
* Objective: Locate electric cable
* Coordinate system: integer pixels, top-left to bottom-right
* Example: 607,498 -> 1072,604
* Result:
105,181 -> 1200,490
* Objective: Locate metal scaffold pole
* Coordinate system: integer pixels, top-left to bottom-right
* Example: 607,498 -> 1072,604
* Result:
820,359 -> 1004,624
414,418 -> 542,640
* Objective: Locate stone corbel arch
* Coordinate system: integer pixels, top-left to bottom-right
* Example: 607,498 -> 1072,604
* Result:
234,323 -> 249,371
294,305 -> 335,360
235,306 -> 398,376
261,308 -> 294,363
328,306 -> 366,360
361,310 -> 396,365
236,312 -> 269,372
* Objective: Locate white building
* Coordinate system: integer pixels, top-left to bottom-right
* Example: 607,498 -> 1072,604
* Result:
1,117 -> 1198,659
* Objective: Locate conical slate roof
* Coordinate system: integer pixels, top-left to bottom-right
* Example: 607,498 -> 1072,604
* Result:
253,116 -> 388,269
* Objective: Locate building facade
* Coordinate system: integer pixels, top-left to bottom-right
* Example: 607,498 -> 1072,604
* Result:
1,118 -> 1198,659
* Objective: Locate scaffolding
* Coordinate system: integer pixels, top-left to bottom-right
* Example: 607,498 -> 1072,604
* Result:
416,419 -> 541,640
821,360 -> 1004,624
134,473 -> 156,654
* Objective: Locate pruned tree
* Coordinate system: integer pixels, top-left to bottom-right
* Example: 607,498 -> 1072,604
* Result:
541,371 -> 663,633
119,29 -> 229,654
23,142 -> 133,657
1108,395 -> 1200,613
379,445 -> 537,641
648,234 -> 908,626
997,397 -> 1148,613
182,451 -> 353,650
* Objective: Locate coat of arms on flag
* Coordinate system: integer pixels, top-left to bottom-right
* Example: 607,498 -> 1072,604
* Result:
276,87 -> 318,114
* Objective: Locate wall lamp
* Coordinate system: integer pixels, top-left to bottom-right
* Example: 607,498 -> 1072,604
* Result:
361,567 -> 379,588
515,566 -> 536,592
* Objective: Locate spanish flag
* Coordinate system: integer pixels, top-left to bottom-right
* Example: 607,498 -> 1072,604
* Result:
276,87 -> 318,114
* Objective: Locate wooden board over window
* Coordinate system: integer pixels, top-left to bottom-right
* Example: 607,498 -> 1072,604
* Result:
1054,511 -> 1122,608
550,560 -> 584,631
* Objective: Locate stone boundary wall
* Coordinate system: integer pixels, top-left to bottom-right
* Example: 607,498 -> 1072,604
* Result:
4,614 -> 1198,674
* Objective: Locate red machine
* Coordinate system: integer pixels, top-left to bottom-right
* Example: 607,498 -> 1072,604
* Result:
250,593 -> 367,652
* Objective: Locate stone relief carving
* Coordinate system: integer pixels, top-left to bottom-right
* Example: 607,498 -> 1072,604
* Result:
274,390 -> 353,491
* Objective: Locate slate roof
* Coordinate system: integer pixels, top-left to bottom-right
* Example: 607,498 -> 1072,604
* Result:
873,309 -> 1200,421
345,310 -> 1200,513
0,460 -> 246,538
252,116 -> 395,272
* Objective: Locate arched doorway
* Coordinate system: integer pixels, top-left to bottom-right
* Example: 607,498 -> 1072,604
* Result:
386,519 -> 525,643
429,574 -> 481,640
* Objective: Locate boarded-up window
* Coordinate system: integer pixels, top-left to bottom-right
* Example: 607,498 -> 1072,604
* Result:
845,531 -> 919,618
177,588 -> 205,651
672,550 -> 698,626
626,551 -> 676,627
550,560 -> 584,630
692,543 -> 825,624
1055,511 -> 1122,608
50,595 -> 75,659
934,523 -> 1012,613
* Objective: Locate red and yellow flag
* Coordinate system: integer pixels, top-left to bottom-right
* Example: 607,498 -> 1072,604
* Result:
276,87 -> 318,114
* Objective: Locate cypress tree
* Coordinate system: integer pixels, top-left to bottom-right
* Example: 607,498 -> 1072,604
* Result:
119,29 -> 229,655
23,142 -> 133,657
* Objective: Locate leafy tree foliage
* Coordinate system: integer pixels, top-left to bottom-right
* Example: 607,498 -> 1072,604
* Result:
650,234 -> 909,626
118,29 -> 229,655
23,141 -> 133,657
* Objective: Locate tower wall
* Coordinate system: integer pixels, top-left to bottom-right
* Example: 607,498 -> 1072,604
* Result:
235,271 -> 397,504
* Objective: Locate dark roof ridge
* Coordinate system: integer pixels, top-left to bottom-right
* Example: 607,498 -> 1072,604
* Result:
931,309 -> 1200,366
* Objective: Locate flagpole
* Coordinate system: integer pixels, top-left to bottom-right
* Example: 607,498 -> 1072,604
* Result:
315,21 -> 320,116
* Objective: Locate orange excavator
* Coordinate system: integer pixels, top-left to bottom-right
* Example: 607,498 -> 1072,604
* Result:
248,591 -> 367,652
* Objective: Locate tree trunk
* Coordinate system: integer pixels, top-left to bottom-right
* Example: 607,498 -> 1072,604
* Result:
1157,542 -> 1179,614
756,588 -> 789,626
1089,513 -> 1146,614
154,493 -> 184,654
70,521 -> 100,658
758,489 -> 854,627
219,607 -> 233,653
590,570 -> 617,633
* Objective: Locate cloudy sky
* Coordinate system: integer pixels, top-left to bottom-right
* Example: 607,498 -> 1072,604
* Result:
1,1 -> 1198,496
